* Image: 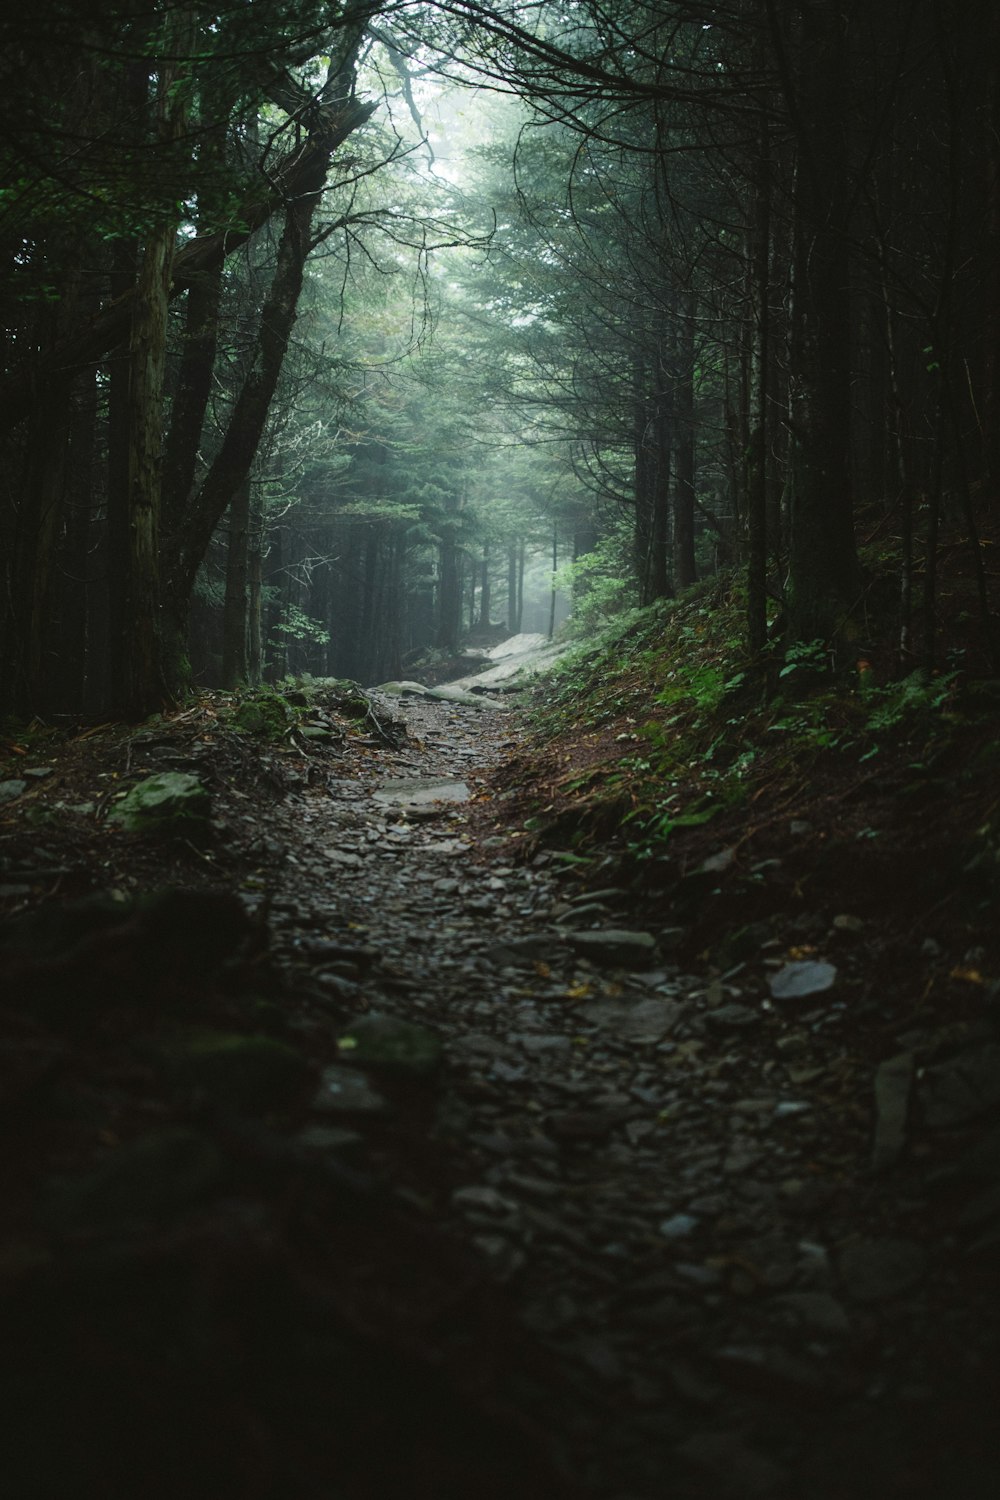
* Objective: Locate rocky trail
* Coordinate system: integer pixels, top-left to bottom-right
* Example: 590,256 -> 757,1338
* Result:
1,676 -> 999,1499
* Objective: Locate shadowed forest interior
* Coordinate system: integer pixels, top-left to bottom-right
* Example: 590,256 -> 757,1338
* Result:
2,6 -> 1000,1500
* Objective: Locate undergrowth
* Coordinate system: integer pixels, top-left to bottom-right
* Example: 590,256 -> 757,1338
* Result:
523,570 -> 986,862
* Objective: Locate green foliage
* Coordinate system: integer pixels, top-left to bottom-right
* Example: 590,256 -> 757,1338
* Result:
269,605 -> 329,648
864,671 -> 957,732
556,528 -> 639,636
519,557 -> 987,865
777,638 -> 832,679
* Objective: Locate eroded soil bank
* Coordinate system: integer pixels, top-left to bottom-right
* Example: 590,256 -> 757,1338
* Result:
1,683 -> 998,1499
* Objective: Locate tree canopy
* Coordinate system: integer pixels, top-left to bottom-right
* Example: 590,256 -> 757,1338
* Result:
2,0 -> 996,715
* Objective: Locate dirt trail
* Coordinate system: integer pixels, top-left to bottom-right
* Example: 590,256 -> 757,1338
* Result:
254,691 -> 1000,1500
1,686 -> 998,1499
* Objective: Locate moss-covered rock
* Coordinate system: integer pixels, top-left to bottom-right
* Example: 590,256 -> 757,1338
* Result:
336,1012 -> 443,1080
108,772 -> 210,837
231,693 -> 293,737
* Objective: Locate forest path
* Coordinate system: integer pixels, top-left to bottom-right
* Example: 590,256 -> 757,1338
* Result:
1,685 -> 997,1499
260,690 -> 999,1500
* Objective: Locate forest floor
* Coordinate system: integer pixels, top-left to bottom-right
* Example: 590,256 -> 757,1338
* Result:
1,596 -> 999,1499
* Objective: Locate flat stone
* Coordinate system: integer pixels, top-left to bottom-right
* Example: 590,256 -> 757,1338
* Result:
700,846 -> 736,874
488,933 -> 556,964
451,1185 -> 520,1216
373,776 -> 470,807
838,1237 -> 927,1302
705,1003 -> 761,1031
424,684 -> 507,708
108,771 -> 210,836
659,1213 -> 699,1239
872,1051 -> 914,1171
566,929 -> 657,967
0,780 -> 28,803
512,1032 -> 573,1054
327,849 -> 363,867
580,996 -> 682,1041
768,959 -> 837,1000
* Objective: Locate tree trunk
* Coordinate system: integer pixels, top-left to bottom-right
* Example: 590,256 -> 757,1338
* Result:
119,216 -> 175,717
548,522 -> 558,639
164,183 -> 323,664
221,479 -> 251,688
747,100 -> 772,653
436,515 -> 461,654
247,491 -> 264,687
983,3 -> 1000,489
479,542 -> 491,628
674,289 -> 697,591
507,542 -> 520,631
780,3 -> 861,643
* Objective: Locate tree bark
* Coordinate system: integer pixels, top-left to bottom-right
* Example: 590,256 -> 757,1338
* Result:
747,99 -> 771,653
119,218 -> 175,716
479,542 -> 491,628
164,185 -> 321,652
779,2 -> 861,643
221,479 -> 251,687
674,289 -> 697,591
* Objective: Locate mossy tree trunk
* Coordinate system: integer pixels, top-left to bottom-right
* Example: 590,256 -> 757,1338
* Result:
781,3 -> 861,645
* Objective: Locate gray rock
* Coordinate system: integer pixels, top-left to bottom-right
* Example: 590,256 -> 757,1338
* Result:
566,928 -> 657,967
512,1032 -> 573,1054
705,1003 -> 761,1031
839,1237 -> 927,1302
580,996 -> 682,1041
918,1044 -> 1000,1128
700,846 -> 736,874
0,779 -> 28,804
424,684 -> 507,708
872,1051 -> 914,1171
375,679 -> 436,697
452,1185 -> 520,1217
312,1064 -> 388,1114
659,1213 -> 699,1239
768,959 -> 837,1000
108,771 -> 210,836
373,776 -> 470,806
488,933 -> 556,964
337,1012 -> 443,1078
